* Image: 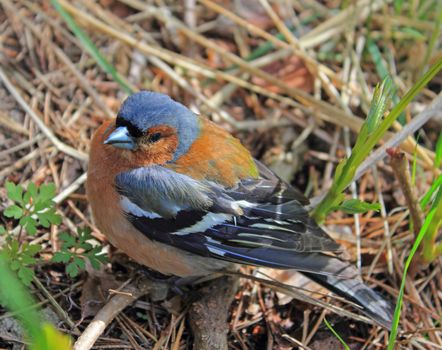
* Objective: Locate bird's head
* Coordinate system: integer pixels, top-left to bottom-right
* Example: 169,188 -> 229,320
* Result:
104,91 -> 200,164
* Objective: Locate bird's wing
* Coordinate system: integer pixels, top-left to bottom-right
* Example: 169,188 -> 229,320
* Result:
116,163 -> 394,328
114,162 -> 351,277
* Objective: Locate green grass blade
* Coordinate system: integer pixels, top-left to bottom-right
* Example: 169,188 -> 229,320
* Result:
411,135 -> 420,186
312,59 -> 441,223
361,58 -> 442,162
435,131 -> 442,168
421,173 -> 442,208
324,318 -> 350,350
388,184 -> 442,349
0,254 -> 44,348
366,38 -> 405,124
50,0 -> 135,94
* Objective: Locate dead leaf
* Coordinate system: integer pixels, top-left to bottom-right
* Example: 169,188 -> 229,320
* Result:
79,264 -> 120,322
252,56 -> 314,93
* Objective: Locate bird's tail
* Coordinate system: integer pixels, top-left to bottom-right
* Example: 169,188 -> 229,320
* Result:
303,257 -> 394,329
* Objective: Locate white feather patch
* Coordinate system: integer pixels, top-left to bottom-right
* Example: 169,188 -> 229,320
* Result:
206,245 -> 226,256
250,223 -> 296,233
235,200 -> 258,208
120,196 -> 161,219
174,212 -> 231,235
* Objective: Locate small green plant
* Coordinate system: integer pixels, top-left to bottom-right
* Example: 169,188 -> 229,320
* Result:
53,227 -> 108,277
312,59 -> 442,223
4,182 -> 61,235
0,252 -> 72,350
331,198 -> 380,215
420,159 -> 442,263
311,78 -> 393,223
2,239 -> 41,285
1,181 -> 107,285
2,182 -> 61,285
388,183 -> 442,349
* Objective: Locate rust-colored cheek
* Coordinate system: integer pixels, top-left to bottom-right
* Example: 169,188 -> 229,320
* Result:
89,121 -> 179,175
132,133 -> 179,167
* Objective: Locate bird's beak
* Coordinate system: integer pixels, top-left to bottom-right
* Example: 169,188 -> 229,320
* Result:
104,126 -> 136,150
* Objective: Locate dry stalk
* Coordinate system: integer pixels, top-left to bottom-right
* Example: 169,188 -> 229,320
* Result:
388,149 -> 424,237
73,278 -> 168,350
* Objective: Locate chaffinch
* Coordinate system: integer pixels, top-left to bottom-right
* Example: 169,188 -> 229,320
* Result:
86,91 -> 393,328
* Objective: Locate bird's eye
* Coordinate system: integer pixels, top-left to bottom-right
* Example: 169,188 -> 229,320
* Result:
149,133 -> 162,143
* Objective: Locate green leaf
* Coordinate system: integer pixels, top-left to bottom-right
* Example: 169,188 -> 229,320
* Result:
52,252 -> 72,264
78,242 -> 93,250
38,183 -> 56,202
27,182 -> 38,200
10,260 -> 21,271
4,205 -> 24,219
335,199 -> 381,214
333,160 -> 346,183
78,226 -> 92,239
73,257 -> 86,271
58,232 -> 76,249
38,323 -> 73,350
21,254 -> 37,265
9,240 -> 19,256
55,227 -> 107,277
365,78 -> 394,134
26,244 -> 42,256
398,27 -> 426,40
0,254 -> 48,349
0,226 -> 5,235
33,200 -> 51,212
394,0 -> 404,13
421,173 -> 442,208
6,182 -> 23,204
18,266 -> 35,286
36,210 -> 61,228
366,40 -> 404,125
20,216 -> 38,235
388,184 -> 442,349
23,191 -> 31,205
435,132 -> 442,168
88,256 -> 101,270
66,261 -> 80,278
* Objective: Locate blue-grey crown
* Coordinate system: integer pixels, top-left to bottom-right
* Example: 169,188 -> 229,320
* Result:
117,91 -> 200,161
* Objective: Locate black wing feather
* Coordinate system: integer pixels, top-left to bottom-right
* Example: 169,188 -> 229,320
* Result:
118,160 -> 393,328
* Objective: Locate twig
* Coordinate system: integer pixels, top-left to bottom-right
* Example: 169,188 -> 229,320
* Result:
53,172 -> 88,204
0,134 -> 44,158
59,0 -> 373,134
372,166 -> 393,274
225,271 -> 376,326
388,148 -> 424,237
0,149 -> 40,182
282,334 -> 313,350
32,276 -> 79,333
0,110 -> 29,135
0,67 -> 88,161
189,276 -> 238,350
73,278 -> 167,350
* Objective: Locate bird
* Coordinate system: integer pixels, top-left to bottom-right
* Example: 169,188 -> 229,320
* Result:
86,91 -> 393,329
